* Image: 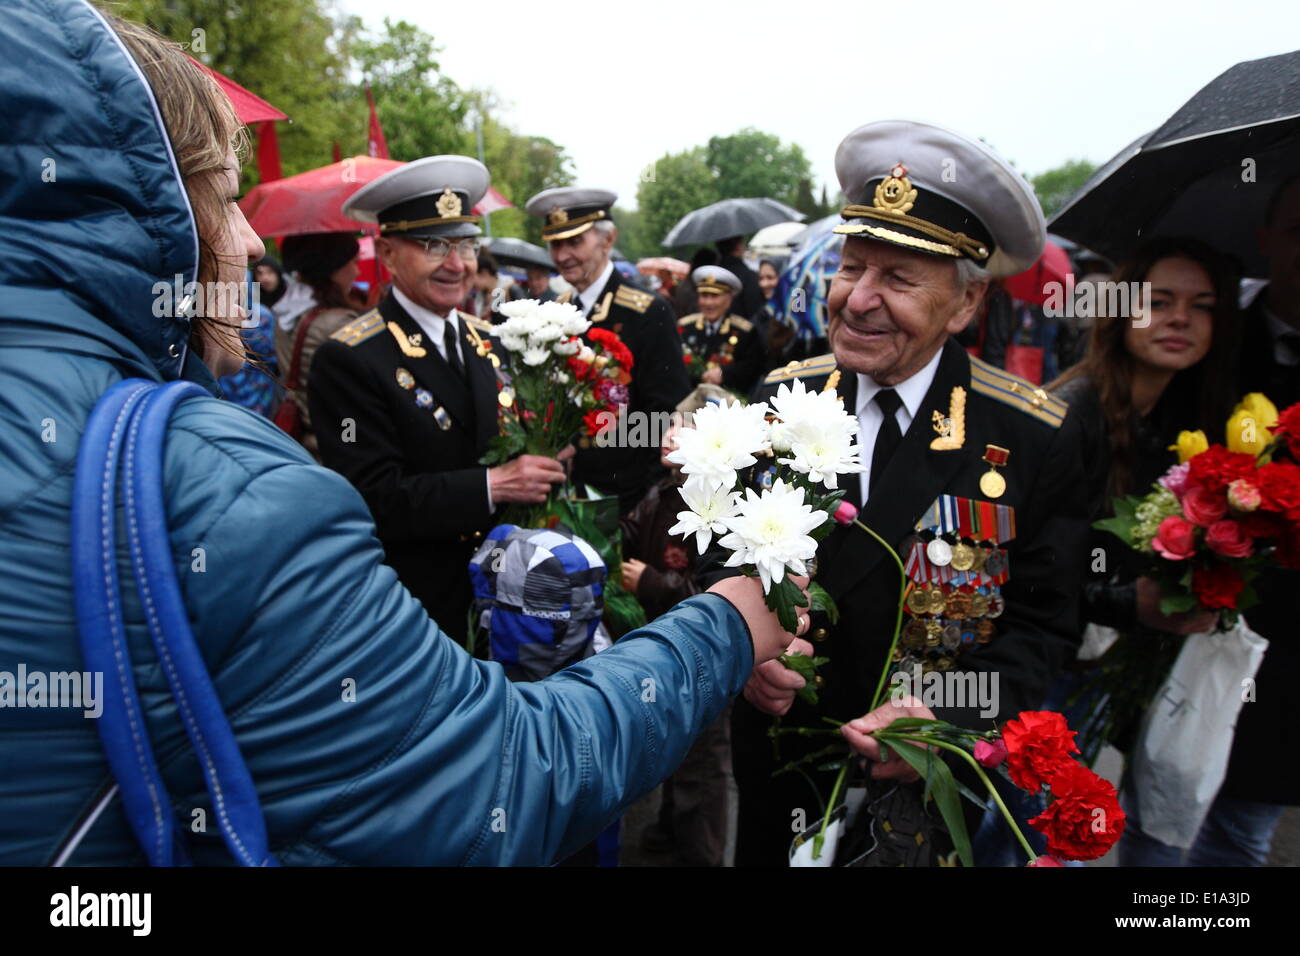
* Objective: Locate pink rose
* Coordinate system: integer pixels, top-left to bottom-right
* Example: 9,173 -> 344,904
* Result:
1159,462 -> 1191,498
833,500 -> 859,525
1153,515 -> 1197,561
1205,519 -> 1254,559
1028,855 -> 1065,867
1227,478 -> 1261,513
974,738 -> 1008,768
1182,485 -> 1228,527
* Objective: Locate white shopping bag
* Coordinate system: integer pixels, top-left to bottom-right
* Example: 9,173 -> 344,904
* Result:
1130,618 -> 1268,848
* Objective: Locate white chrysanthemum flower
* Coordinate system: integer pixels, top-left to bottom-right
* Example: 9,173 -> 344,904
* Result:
668,477 -> 740,554
538,300 -> 591,337
498,331 -> 527,352
769,420 -> 795,453
498,299 -> 538,321
771,379 -> 859,442
780,424 -> 864,488
666,399 -> 771,488
551,338 -> 581,356
717,479 -> 826,593
529,322 -> 564,343
522,347 -> 550,366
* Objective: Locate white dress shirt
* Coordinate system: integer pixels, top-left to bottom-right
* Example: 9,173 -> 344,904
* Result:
854,347 -> 944,503
390,287 -> 492,509
577,260 -> 615,316
392,287 -> 464,365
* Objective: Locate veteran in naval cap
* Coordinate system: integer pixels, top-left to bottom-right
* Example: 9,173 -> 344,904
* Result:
721,121 -> 1089,867
310,156 -> 567,641
525,186 -> 691,513
677,265 -> 764,394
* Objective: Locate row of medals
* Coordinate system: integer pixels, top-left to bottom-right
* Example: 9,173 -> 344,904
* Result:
898,533 -> 1006,673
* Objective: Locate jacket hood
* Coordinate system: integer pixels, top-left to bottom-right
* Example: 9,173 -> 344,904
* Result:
0,0 -> 218,391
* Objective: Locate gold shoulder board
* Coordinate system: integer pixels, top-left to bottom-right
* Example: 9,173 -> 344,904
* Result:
463,315 -> 493,334
968,356 -> 1067,428
330,309 -> 383,347
678,313 -> 702,327
614,285 -> 653,313
762,352 -> 838,385
729,315 -> 753,332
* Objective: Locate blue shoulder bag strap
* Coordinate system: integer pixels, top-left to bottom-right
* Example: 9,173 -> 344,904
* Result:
71,378 -> 278,866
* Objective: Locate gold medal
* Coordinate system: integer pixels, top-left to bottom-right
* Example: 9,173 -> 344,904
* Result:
927,588 -> 948,615
945,590 -> 972,618
980,444 -> 1010,499
977,619 -> 996,643
925,619 -> 942,646
395,367 -> 415,390
950,542 -> 976,571
969,592 -> 990,618
906,587 -> 932,615
903,620 -> 927,648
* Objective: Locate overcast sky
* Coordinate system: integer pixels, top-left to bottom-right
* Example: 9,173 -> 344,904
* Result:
339,0 -> 1300,211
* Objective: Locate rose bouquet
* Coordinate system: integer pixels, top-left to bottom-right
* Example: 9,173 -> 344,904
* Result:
480,299 -> 634,464
1094,393 -> 1300,622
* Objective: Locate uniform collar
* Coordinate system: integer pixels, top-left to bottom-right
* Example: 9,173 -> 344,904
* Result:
578,260 -> 615,315
854,344 -> 945,423
392,286 -> 459,344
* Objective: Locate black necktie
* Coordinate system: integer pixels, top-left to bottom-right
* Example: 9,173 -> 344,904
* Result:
443,319 -> 465,382
869,388 -> 903,500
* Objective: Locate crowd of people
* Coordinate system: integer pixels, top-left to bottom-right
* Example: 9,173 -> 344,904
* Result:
1,2 -> 1296,869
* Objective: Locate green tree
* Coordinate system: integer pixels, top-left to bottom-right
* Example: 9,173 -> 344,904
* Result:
353,18 -> 471,162
1031,159 -> 1097,219
611,206 -> 658,263
118,0 -> 357,188
637,147 -> 719,253
705,128 -> 812,206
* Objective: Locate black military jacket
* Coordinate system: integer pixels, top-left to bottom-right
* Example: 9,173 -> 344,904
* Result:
567,269 -> 691,511
307,292 -> 501,639
677,311 -> 764,395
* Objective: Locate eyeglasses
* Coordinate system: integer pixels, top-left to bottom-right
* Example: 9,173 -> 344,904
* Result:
401,236 -> 482,260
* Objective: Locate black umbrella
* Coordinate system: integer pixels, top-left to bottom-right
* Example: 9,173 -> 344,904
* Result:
484,236 -> 553,271
1050,50 -> 1300,277
663,197 -> 805,247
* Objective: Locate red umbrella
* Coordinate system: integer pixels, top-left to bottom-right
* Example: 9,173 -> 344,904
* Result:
188,58 -> 287,124
1002,240 -> 1072,305
241,157 -> 515,237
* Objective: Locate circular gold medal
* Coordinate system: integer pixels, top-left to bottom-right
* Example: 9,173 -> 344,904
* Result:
906,587 -> 931,615
969,547 -> 988,574
928,588 -> 948,615
969,592 -> 990,617
977,619 -> 996,642
950,543 -> 976,571
945,590 -> 972,618
980,469 -> 1006,498
925,619 -> 942,646
903,620 -> 927,648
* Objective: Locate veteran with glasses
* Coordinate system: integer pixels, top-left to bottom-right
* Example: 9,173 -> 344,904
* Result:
310,156 -> 567,642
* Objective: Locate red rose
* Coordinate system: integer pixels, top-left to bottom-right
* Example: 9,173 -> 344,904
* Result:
1181,486 -> 1227,527
1256,461 -> 1300,519
1027,855 -> 1065,867
1001,711 -> 1079,793
974,738 -> 1007,768
1204,519 -> 1254,558
1191,562 -> 1245,610
1187,445 -> 1257,493
1270,403 -> 1300,459
1152,515 -> 1196,561
1028,762 -> 1126,861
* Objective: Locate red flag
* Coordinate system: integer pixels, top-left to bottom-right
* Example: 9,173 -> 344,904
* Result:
255,121 -> 282,183
331,141 -> 343,164
366,87 -> 389,160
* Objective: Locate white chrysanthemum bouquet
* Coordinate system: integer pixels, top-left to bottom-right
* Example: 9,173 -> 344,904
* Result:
667,379 -> 865,634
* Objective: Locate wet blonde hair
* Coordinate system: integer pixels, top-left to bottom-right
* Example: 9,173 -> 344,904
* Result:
106,11 -> 250,364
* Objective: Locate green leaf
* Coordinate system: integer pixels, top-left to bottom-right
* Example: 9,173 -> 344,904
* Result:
807,582 -> 840,624
887,739 -> 973,868
1158,592 -> 1198,616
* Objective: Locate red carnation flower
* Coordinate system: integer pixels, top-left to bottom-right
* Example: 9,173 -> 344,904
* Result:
1028,762 -> 1126,861
1270,403 -> 1300,459
1186,445 -> 1257,494
1191,561 -> 1244,610
583,408 -> 611,438
1256,461 -> 1300,519
1000,711 -> 1080,793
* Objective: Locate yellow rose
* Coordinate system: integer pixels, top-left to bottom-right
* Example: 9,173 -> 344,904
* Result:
1168,429 -> 1209,463
1226,409 -> 1269,456
1233,392 -> 1279,431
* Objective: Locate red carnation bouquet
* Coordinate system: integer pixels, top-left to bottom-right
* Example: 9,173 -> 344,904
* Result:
1094,394 -> 1300,622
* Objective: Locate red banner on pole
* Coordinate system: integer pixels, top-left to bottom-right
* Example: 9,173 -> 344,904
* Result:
256,121 -> 282,183
366,87 -> 389,160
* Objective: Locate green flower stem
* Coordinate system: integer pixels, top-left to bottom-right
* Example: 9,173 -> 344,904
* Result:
851,517 -> 908,711
876,730 -> 1037,865
812,759 -> 850,861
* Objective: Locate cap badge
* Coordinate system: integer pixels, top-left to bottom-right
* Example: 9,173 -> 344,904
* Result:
436,188 -> 463,219
874,162 -> 917,215
548,208 -> 570,226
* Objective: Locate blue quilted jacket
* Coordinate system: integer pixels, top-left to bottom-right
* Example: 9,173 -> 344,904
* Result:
0,0 -> 752,865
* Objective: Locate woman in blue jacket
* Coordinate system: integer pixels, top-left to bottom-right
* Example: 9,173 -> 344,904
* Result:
0,2 -> 806,866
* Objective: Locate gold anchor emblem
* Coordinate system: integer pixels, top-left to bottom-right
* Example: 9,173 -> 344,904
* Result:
874,162 -> 917,215
549,208 -> 569,226
929,386 -> 966,450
